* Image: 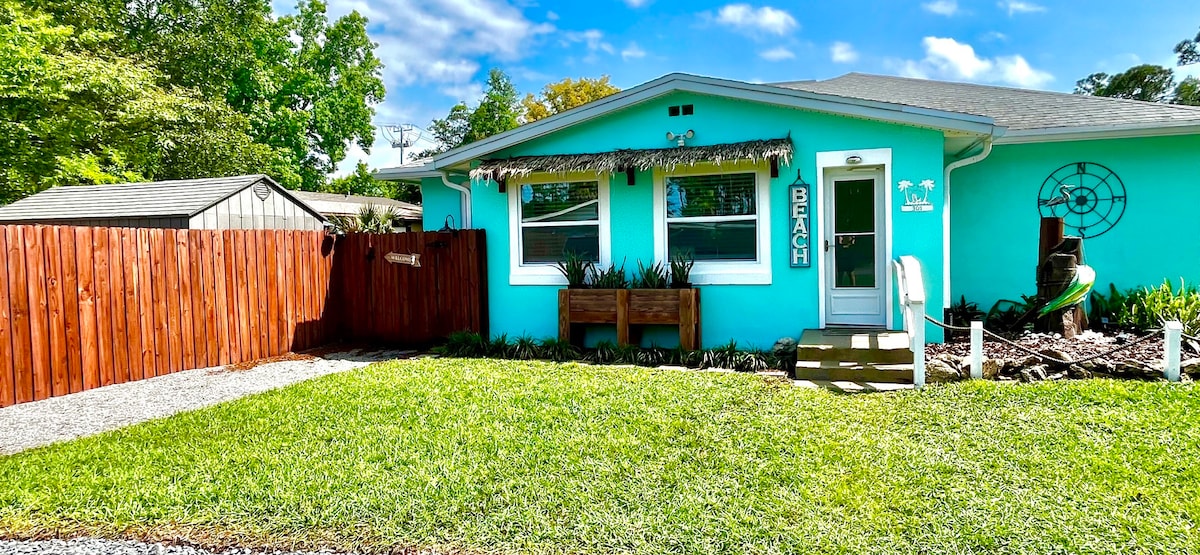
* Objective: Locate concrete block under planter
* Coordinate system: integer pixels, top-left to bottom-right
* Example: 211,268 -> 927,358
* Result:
558,288 -> 701,350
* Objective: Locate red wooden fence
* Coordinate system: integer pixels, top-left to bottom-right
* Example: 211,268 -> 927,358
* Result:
0,226 -> 487,407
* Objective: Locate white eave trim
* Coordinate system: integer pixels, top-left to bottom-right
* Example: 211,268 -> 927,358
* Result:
996,121 -> 1200,144
374,73 -> 1001,177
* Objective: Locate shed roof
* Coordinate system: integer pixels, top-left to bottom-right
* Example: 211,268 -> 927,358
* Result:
0,175 -> 325,222
292,191 -> 421,221
774,73 -> 1200,134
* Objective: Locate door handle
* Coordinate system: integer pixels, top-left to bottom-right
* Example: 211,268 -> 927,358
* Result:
824,239 -> 831,252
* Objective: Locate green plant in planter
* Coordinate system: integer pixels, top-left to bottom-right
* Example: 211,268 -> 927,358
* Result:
591,259 -> 629,289
555,251 -> 594,288
670,250 -> 695,288
633,260 -> 670,289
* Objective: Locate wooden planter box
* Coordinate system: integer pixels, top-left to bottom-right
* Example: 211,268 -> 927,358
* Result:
558,288 -> 701,350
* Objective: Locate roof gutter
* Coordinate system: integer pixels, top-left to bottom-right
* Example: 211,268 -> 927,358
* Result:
441,172 -> 471,229
942,137 -> 993,308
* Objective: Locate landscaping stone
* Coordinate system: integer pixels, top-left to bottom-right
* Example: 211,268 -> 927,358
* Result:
1182,358 -> 1200,377
925,357 -> 963,383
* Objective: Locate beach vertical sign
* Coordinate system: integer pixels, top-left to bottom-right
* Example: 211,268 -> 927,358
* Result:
789,182 -> 811,267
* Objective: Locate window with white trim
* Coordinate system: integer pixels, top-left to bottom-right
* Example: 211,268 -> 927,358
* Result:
665,172 -> 759,261
518,180 -> 600,264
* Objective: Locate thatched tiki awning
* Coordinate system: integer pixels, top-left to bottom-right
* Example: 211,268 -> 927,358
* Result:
469,137 -> 793,182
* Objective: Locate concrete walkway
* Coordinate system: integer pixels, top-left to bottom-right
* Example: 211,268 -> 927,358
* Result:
0,349 -> 411,455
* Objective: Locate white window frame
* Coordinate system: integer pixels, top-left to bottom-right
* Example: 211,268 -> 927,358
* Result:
652,162 -> 772,285
508,172 -> 611,286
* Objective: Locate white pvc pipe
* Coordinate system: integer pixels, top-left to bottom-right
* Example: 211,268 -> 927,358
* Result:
1165,321 -> 1182,382
440,172 -> 472,229
942,138 -> 994,308
970,321 -> 983,379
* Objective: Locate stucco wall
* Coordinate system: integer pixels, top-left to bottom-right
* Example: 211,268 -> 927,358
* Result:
421,176 -> 465,231
452,91 -> 948,348
950,134 -> 1200,310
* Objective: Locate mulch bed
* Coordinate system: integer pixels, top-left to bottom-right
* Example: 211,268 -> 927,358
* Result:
928,330 -> 1192,365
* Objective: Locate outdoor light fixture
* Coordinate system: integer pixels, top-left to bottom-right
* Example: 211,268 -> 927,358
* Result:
846,155 -> 863,165
666,129 -> 695,147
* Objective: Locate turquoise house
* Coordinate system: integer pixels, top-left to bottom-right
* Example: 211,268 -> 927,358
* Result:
378,73 -> 1200,349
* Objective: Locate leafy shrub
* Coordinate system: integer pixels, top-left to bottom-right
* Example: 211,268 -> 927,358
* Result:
947,295 -> 984,326
702,341 -> 741,369
540,338 -> 581,362
440,331 -> 487,357
512,335 -> 540,360
486,334 -> 513,358
587,340 -> 619,364
591,260 -> 629,289
986,295 -> 1038,332
1093,280 -> 1200,336
633,260 -> 669,289
555,251 -> 594,288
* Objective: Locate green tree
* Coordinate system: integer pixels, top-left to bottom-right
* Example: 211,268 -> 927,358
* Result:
1176,77 -> 1200,106
1175,27 -> 1199,66
418,68 -> 521,157
1076,26 -> 1200,106
1074,65 -> 1176,102
325,161 -> 384,196
0,0 -> 283,203
521,76 -> 621,123
12,0 -> 385,194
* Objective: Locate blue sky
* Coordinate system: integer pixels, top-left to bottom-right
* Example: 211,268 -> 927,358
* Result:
282,0 -> 1200,174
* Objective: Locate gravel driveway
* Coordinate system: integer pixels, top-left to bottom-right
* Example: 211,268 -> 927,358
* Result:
0,349 -> 411,455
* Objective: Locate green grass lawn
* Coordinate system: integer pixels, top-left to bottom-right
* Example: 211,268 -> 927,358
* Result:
2,359 -> 1199,554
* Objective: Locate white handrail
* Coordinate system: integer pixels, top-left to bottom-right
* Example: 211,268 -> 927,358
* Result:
892,255 -> 926,388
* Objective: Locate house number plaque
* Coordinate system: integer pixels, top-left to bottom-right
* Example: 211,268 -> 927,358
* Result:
789,183 -> 811,268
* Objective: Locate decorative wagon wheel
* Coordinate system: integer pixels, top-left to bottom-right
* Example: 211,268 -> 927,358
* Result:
1036,162 -> 1126,239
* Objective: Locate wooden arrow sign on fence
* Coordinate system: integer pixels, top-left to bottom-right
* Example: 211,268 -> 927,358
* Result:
385,252 -> 421,267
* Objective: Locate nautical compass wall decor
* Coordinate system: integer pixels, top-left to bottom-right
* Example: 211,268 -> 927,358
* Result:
1036,161 -> 1126,239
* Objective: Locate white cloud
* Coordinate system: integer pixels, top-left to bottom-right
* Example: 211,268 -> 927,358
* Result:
621,42 -> 647,61
546,10 -> 559,20
922,0 -> 959,16
315,0 -> 554,90
830,41 -> 858,63
999,0 -> 1046,15
923,36 -> 993,78
624,0 -> 651,6
994,55 -> 1053,87
563,29 -> 615,63
759,47 -> 795,61
896,36 -> 1053,88
439,82 -> 484,103
981,31 -> 1008,42
713,4 -> 798,36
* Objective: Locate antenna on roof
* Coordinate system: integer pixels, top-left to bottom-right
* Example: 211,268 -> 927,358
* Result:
379,124 -> 424,162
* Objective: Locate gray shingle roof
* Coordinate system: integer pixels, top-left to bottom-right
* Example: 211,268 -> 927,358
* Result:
292,191 -> 421,220
773,73 -> 1200,131
0,175 -> 283,221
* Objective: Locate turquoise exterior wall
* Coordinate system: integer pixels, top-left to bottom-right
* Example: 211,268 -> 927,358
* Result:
950,134 -> 1200,309
420,176 -> 464,231
460,91 -> 949,348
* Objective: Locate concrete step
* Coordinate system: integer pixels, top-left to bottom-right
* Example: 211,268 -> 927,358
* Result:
793,361 -> 915,384
797,329 -> 914,365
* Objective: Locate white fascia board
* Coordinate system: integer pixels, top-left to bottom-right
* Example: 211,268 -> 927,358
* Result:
414,73 -> 1000,171
373,164 -> 443,181
996,121 -> 1200,144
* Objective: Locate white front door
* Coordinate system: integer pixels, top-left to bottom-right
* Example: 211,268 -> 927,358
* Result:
824,171 -> 886,326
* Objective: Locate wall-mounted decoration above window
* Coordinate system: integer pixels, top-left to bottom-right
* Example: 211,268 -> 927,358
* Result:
1037,162 -> 1126,239
898,179 -> 935,212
